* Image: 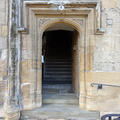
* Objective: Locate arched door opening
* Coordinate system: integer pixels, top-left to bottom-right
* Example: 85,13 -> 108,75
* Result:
42,23 -> 79,105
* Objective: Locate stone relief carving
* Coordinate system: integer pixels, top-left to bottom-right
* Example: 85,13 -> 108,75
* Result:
39,18 -> 51,28
38,18 -> 84,28
71,19 -> 84,26
31,17 -> 83,69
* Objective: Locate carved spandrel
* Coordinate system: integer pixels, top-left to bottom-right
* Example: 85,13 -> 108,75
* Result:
39,18 -> 84,28
32,18 -> 83,69
71,19 -> 84,26
39,18 -> 51,28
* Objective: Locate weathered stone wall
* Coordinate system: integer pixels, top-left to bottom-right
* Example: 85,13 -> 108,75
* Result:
86,0 -> 120,114
19,0 -> 120,114
0,0 -> 8,116
0,0 -> 120,119
0,0 -> 21,119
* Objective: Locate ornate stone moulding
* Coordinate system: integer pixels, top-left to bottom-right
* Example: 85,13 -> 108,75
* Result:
18,0 -> 104,35
23,0 -> 99,5
8,0 -> 106,114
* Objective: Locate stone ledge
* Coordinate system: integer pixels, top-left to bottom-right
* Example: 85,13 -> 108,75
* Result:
24,0 -> 99,5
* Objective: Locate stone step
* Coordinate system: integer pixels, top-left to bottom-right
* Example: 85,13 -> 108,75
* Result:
45,59 -> 72,61
44,68 -> 72,70
45,72 -> 72,75
45,62 -> 72,64
21,104 -> 100,120
43,89 -> 74,94
45,64 -> 72,66
43,80 -> 72,84
43,94 -> 78,105
43,84 -> 72,89
44,76 -> 72,78
45,66 -> 72,69
42,84 -> 73,93
44,57 -> 72,84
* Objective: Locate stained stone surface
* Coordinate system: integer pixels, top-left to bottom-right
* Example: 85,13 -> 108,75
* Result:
0,1 -> 8,117
21,104 -> 100,120
0,0 -> 120,119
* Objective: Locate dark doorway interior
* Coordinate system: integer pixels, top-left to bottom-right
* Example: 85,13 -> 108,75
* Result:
42,30 -> 74,85
42,29 -> 79,105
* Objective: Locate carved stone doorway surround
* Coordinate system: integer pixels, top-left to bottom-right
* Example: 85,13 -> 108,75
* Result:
30,17 -> 86,108
6,0 -> 104,119
20,0 -> 104,110
22,8 -> 87,110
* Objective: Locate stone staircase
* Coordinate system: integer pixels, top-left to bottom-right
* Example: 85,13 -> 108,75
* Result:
42,84 -> 78,105
21,57 -> 100,120
21,84 -> 100,120
43,58 -> 72,84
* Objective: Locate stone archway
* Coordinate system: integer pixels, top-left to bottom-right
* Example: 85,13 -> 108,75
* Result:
5,1 -> 105,120
34,19 -> 86,108
20,17 -> 87,110
41,23 -> 80,105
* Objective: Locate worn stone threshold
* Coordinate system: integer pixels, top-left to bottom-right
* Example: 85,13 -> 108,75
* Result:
21,104 -> 100,120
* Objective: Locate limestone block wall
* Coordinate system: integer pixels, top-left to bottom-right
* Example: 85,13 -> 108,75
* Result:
86,0 -> 120,114
0,0 -> 120,118
0,0 -> 8,113
19,0 -> 120,114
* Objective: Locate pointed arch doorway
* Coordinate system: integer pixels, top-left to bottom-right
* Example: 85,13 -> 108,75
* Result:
42,23 -> 80,105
